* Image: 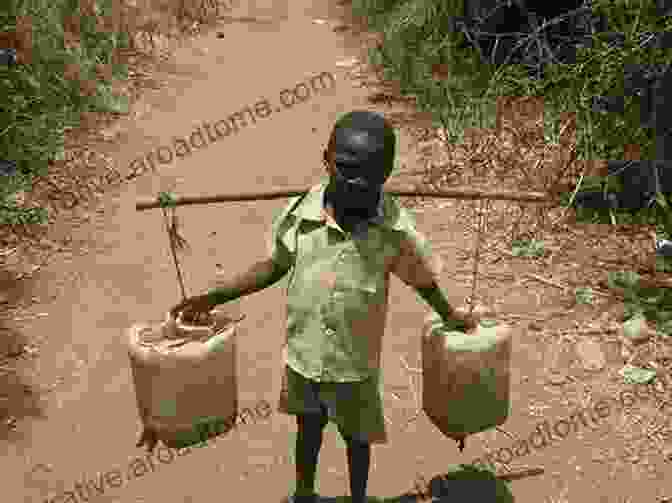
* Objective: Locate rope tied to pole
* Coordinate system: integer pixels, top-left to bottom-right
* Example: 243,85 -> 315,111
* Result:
158,191 -> 190,302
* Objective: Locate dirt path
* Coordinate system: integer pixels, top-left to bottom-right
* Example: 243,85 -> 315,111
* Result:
3,1 -> 672,502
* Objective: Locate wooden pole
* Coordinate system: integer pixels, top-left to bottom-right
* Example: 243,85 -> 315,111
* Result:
136,185 -> 556,211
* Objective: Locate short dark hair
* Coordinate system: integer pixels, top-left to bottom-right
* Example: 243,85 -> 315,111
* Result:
326,110 -> 396,184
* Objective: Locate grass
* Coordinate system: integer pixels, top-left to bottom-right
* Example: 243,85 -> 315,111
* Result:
350,0 -> 672,219
0,0 -> 232,234
348,0 -> 672,339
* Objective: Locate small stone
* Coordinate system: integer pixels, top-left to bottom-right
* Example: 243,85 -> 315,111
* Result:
335,57 -> 360,68
23,345 -> 38,356
659,346 -> 672,361
547,373 -> 567,385
29,463 -> 54,475
576,339 -> 606,371
591,451 -> 605,463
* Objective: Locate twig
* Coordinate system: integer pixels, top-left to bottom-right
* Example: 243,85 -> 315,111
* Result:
495,466 -> 545,481
469,198 -> 488,315
400,355 -> 422,374
523,273 -> 615,299
549,162 -> 586,228
494,5 -> 593,69
523,273 -> 569,291
14,262 -> 48,280
0,247 -> 17,258
495,426 -> 516,441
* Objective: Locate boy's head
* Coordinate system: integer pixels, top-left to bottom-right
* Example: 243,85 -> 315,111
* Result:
324,110 -> 396,184
323,111 -> 396,216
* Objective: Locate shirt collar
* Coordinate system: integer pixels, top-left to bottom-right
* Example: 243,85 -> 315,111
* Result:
291,179 -> 403,230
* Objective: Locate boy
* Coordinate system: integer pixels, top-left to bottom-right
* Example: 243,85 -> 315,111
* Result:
139,110 -> 476,503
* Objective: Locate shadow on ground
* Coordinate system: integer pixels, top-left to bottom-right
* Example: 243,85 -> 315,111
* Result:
320,464 -> 515,503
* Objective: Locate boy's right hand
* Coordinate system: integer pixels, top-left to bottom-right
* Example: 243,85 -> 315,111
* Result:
136,426 -> 158,453
170,294 -> 216,322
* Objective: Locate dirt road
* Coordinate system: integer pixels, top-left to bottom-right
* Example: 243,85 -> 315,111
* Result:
4,1 -> 671,502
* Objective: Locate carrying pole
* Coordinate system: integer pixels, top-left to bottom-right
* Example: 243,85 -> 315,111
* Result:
136,186 -> 556,211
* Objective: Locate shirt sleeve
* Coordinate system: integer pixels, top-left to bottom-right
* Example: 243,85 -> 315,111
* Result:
266,197 -> 299,273
390,210 -> 444,288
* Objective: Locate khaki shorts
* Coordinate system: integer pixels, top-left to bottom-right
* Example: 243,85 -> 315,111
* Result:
278,364 -> 388,444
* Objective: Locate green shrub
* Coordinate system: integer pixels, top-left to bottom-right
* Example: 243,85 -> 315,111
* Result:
351,0 -> 672,229
0,0 -> 131,226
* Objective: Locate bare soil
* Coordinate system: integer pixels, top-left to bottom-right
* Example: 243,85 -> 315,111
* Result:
2,1 -> 672,502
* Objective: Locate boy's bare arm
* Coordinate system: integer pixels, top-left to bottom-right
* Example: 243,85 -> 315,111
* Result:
172,258 -> 289,319
415,282 -> 477,331
208,258 -> 289,305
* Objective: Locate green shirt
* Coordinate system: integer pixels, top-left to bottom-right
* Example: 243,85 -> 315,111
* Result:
268,179 -> 443,382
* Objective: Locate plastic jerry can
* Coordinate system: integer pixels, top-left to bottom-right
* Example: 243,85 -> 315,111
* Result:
127,308 -> 242,449
422,317 -> 512,444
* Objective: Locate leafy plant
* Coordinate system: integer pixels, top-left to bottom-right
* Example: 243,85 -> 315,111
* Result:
574,286 -> 594,305
606,269 -> 672,330
0,0 -> 134,227
619,363 -> 656,384
608,270 -> 641,296
659,319 -> 672,336
158,191 -> 178,209
350,0 -> 672,344
511,238 -> 545,257
352,0 -> 672,231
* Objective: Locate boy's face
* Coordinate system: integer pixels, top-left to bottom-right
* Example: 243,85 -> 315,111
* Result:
323,149 -> 384,216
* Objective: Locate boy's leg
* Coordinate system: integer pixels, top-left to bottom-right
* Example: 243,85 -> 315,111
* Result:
294,407 -> 329,498
338,429 -> 371,503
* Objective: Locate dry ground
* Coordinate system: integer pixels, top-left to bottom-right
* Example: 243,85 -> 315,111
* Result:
1,1 -> 672,502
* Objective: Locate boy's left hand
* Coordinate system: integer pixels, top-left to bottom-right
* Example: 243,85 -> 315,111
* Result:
424,307 -> 479,334
450,305 -> 480,331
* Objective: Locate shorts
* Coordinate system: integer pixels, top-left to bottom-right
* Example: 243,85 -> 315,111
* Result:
278,364 -> 388,444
